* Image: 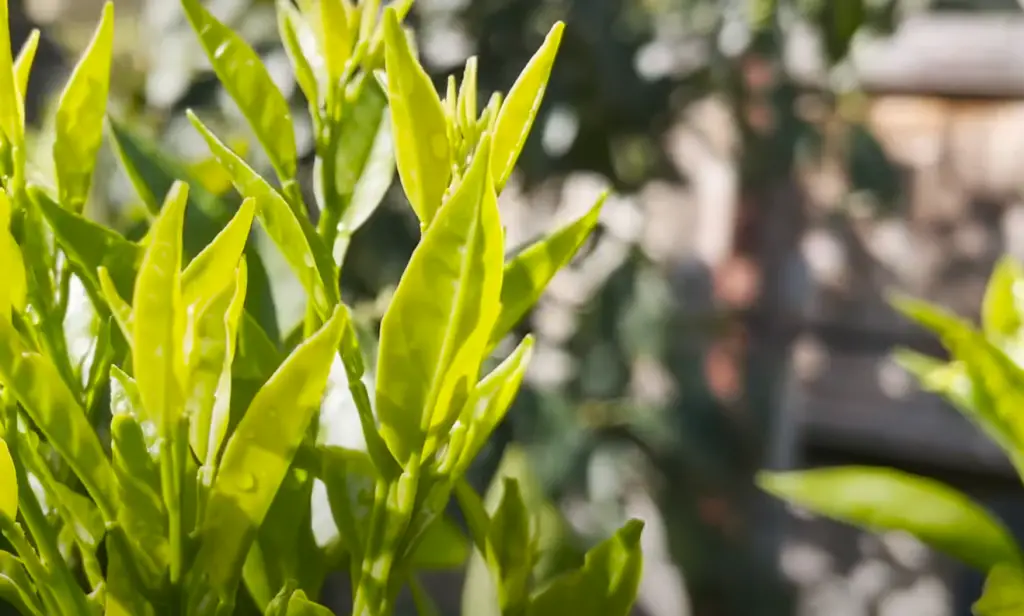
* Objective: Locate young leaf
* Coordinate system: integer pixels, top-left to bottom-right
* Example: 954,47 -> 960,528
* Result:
975,564 -> 1024,616
14,30 -> 40,120
188,112 -> 340,316
318,74 -> 395,262
375,136 -> 503,466
0,0 -> 19,143
133,181 -> 188,429
983,256 -> 1024,340
53,1 -> 114,212
180,0 -> 298,185
486,478 -> 533,608
0,317 -> 118,520
382,7 -> 451,225
188,306 -> 347,610
277,0 -> 321,111
0,438 -> 16,521
0,550 -> 43,616
187,262 -> 248,465
758,466 -> 1022,571
490,194 -> 604,347
490,22 -> 564,191
320,0 -> 353,92
181,197 -> 256,310
526,519 -> 644,616
448,335 -> 534,477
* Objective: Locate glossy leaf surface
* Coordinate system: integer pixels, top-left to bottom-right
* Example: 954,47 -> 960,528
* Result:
382,7 -> 450,225
53,1 -> 114,211
375,136 -> 503,465
181,0 -> 298,184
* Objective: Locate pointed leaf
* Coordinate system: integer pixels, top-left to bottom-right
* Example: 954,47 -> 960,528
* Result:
182,197 -> 256,310
375,136 -> 503,465
133,181 -> 188,429
14,30 -> 40,119
188,306 -> 347,608
320,0 -> 353,90
54,1 -> 114,211
382,7 -> 450,225
277,0 -> 320,109
490,22 -> 564,190
526,519 -> 644,616
486,478 -> 533,605
180,0 -> 298,184
491,194 -> 603,347
0,193 -> 26,315
188,112 -> 339,316
758,467 -> 1022,571
449,335 -> 533,476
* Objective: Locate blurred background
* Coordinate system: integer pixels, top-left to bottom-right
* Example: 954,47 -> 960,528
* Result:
10,0 -> 1024,614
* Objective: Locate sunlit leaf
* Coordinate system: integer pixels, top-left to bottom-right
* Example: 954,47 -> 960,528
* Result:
975,564 -> 1024,616
375,136 -> 503,465
0,438 -> 16,521
0,0 -> 20,143
54,1 -> 114,212
490,194 -> 603,347
983,256 -> 1024,340
187,306 -> 347,611
13,30 -> 40,122
0,550 -> 43,616
490,22 -> 564,191
181,0 -> 298,185
382,7 -> 450,226
758,466 -> 1022,571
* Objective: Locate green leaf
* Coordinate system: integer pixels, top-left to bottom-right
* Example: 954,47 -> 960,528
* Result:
487,478 -> 533,608
893,349 -> 971,411
32,186 -> 142,300
108,115 -> 232,225
319,74 -> 395,262
320,0 -> 353,92
265,587 -> 334,616
490,22 -> 564,191
180,0 -> 298,186
181,197 -> 256,310
0,438 -> 16,521
758,466 -> 1022,571
526,519 -> 644,616
53,1 -> 113,212
133,181 -> 187,429
410,514 -> 471,569
894,296 -> 1024,471
983,257 -> 1024,339
14,30 -> 40,119
187,306 -> 347,610
0,317 -> 118,520
277,0 -> 321,111
975,564 -> 1024,616
375,135 -> 503,466
382,6 -> 451,226
446,335 -> 533,477
188,261 -> 248,465
0,192 -> 26,315
188,112 -> 339,317
0,550 -> 43,616
490,194 -> 604,347
0,0 -> 20,143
